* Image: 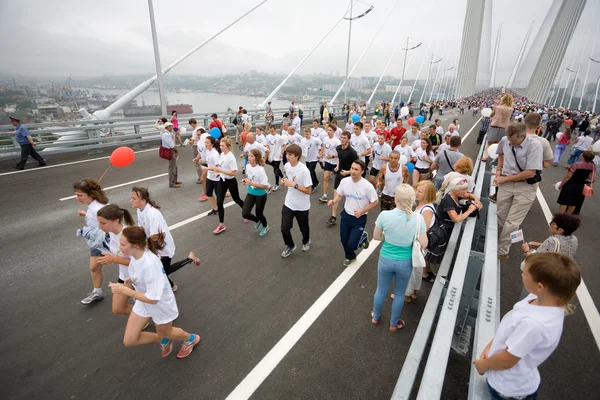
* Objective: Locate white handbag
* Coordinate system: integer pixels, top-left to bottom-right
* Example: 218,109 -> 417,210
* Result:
412,214 -> 426,268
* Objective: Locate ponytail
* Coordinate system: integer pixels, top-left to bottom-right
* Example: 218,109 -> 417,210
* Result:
131,187 -> 160,209
98,204 -> 135,227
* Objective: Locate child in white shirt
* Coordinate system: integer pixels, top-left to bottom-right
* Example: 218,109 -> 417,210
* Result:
472,252 -> 581,399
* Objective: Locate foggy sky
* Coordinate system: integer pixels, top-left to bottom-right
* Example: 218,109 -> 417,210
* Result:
1,0 -> 599,87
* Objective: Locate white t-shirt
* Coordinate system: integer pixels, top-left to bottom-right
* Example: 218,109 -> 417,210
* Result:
191,127 -> 200,143
301,136 -> 322,162
446,130 -> 460,137
435,126 -> 444,136
311,127 -> 326,141
218,151 -> 238,180
437,143 -> 451,154
323,136 -> 341,165
415,149 -> 435,169
335,127 -> 343,140
197,132 -> 210,154
109,226 -> 130,281
336,177 -> 379,215
574,135 -> 593,151
266,134 -> 284,162
205,148 -> 220,181
394,144 -> 416,161
244,141 -> 267,158
363,129 -> 378,146
486,294 -> 565,397
137,204 -> 176,258
350,133 -> 371,162
130,250 -> 179,325
411,138 -> 424,151
372,142 -> 392,170
283,162 -> 312,211
287,133 -> 303,146
255,133 -> 268,146
86,200 -> 106,229
292,117 -> 302,133
245,164 -> 269,192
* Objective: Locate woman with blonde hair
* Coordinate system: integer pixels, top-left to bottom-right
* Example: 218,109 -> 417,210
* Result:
415,180 -> 438,287
482,94 -> 514,162
371,184 -> 428,332
211,136 -> 244,234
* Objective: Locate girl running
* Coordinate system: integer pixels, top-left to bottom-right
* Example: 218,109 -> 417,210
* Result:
74,178 -> 109,305
211,136 -> 244,234
202,136 -> 220,216
130,187 -> 201,292
413,138 -> 434,186
96,204 -> 136,315
108,226 -> 201,359
242,149 -> 270,236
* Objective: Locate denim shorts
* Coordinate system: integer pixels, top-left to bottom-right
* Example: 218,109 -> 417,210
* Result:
488,383 -> 538,400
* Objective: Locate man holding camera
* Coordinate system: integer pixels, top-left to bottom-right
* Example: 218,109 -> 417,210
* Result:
495,123 -> 543,259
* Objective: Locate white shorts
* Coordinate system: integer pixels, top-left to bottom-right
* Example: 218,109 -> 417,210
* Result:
132,301 -> 179,325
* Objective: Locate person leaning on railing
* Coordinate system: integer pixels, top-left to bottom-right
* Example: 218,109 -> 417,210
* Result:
495,123 -> 543,259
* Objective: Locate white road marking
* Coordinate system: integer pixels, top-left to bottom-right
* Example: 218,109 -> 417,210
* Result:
0,148 -> 158,177
461,117 -> 482,141
225,239 -> 382,400
59,173 -> 168,201
169,201 -> 234,231
536,188 -> 600,350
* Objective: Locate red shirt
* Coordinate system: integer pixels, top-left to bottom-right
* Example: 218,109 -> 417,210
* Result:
209,119 -> 224,131
376,128 -> 391,141
390,126 -> 406,148
564,119 -> 573,126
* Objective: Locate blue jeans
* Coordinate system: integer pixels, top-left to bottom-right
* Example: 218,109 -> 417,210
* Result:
488,382 -> 538,400
553,143 -> 567,164
340,210 -> 366,260
372,256 -> 412,327
567,149 -> 583,165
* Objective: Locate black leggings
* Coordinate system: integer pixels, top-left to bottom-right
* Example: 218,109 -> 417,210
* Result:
307,161 -> 319,188
267,160 -> 282,185
242,193 -> 268,226
217,178 -> 244,223
161,256 -> 193,287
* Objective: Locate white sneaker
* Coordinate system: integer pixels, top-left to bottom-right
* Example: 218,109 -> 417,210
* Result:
81,291 -> 104,305
302,240 -> 311,252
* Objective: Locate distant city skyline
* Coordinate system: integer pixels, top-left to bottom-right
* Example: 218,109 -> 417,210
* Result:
2,0 -> 600,89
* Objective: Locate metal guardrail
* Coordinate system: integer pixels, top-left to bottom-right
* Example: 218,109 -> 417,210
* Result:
391,135 -> 499,399
0,104 -> 350,158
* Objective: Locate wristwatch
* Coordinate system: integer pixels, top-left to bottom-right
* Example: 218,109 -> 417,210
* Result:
294,183 -> 299,189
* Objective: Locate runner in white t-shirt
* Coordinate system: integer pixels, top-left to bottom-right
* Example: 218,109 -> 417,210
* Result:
319,125 -> 341,202
255,126 -> 268,146
413,138 -> 435,185
394,136 -> 416,164
369,132 -> 392,186
108,227 -> 201,359
242,149 -> 271,237
280,144 -> 313,258
362,121 -> 378,171
193,126 -> 211,201
201,136 -> 220,215
131,187 -> 201,292
311,119 -> 327,141
189,118 -> 203,184
74,178 -> 109,305
266,125 -> 284,191
351,122 -> 371,169
241,133 -> 268,173
301,127 -> 323,192
328,159 -> 379,266
213,137 -> 245,234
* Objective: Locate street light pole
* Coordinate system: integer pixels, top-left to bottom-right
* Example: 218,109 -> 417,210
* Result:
593,74 -> 600,114
397,37 -> 422,103
344,0 -> 353,104
420,54 -> 442,104
147,0 -> 167,116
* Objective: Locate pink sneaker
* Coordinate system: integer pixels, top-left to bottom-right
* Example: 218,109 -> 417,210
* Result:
198,194 -> 208,202
176,334 -> 201,359
161,340 -> 173,358
188,252 -> 201,266
213,224 -> 226,234
243,219 -> 249,223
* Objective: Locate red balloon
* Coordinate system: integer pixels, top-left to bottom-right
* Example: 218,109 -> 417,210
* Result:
407,117 -> 416,126
110,146 -> 135,167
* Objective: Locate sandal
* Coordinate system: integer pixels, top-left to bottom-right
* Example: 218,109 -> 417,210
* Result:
390,319 -> 405,332
188,252 -> 201,266
411,293 -> 418,300
404,296 -> 412,304
481,157 -> 488,162
371,312 -> 379,325
422,275 -> 435,283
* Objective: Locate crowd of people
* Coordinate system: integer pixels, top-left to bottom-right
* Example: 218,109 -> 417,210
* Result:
57,86 -> 598,399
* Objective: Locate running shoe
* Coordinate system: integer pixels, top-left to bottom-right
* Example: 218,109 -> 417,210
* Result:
489,193 -> 497,203
302,240 -> 311,252
81,291 -> 104,305
253,222 -> 262,232
359,231 -> 370,249
326,216 -> 337,226
196,179 -> 202,184
259,226 -> 270,237
281,244 -> 297,258
207,209 -> 218,216
161,340 -> 173,358
188,252 -> 201,266
243,219 -> 249,223
213,224 -> 226,234
318,195 -> 328,203
176,334 -> 201,359
199,194 -> 208,202
272,185 -> 279,192
343,258 -> 356,267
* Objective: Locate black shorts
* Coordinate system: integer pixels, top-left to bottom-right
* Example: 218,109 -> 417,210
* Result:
91,248 -> 103,257
173,127 -> 179,132
206,179 -> 219,197
369,167 -> 380,177
416,167 -> 430,174
334,172 -> 344,190
324,162 -> 336,172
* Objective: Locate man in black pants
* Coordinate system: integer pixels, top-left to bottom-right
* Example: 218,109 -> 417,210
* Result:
11,116 -> 46,170
327,131 -> 358,226
280,144 -> 313,258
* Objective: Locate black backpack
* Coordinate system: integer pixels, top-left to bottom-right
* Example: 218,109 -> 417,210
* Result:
426,204 -> 449,250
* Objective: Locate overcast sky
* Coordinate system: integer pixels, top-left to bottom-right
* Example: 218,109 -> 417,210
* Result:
2,0 -> 599,87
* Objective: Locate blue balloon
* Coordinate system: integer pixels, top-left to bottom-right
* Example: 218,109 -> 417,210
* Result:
416,115 -> 425,124
406,162 -> 415,174
351,114 -> 360,123
210,127 -> 221,139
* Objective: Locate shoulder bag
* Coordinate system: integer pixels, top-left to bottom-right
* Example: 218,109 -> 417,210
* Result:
159,146 -> 173,160
412,214 -> 426,268
511,147 -> 542,184
583,166 -> 595,197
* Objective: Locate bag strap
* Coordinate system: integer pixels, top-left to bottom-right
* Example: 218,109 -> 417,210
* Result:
511,146 -> 524,172
443,150 -> 455,172
552,237 -> 560,253
414,213 -> 420,243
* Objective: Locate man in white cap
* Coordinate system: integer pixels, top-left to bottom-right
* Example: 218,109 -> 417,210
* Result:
10,116 -> 46,170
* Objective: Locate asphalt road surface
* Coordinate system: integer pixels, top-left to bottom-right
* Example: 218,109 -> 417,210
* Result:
1,111 -> 598,400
